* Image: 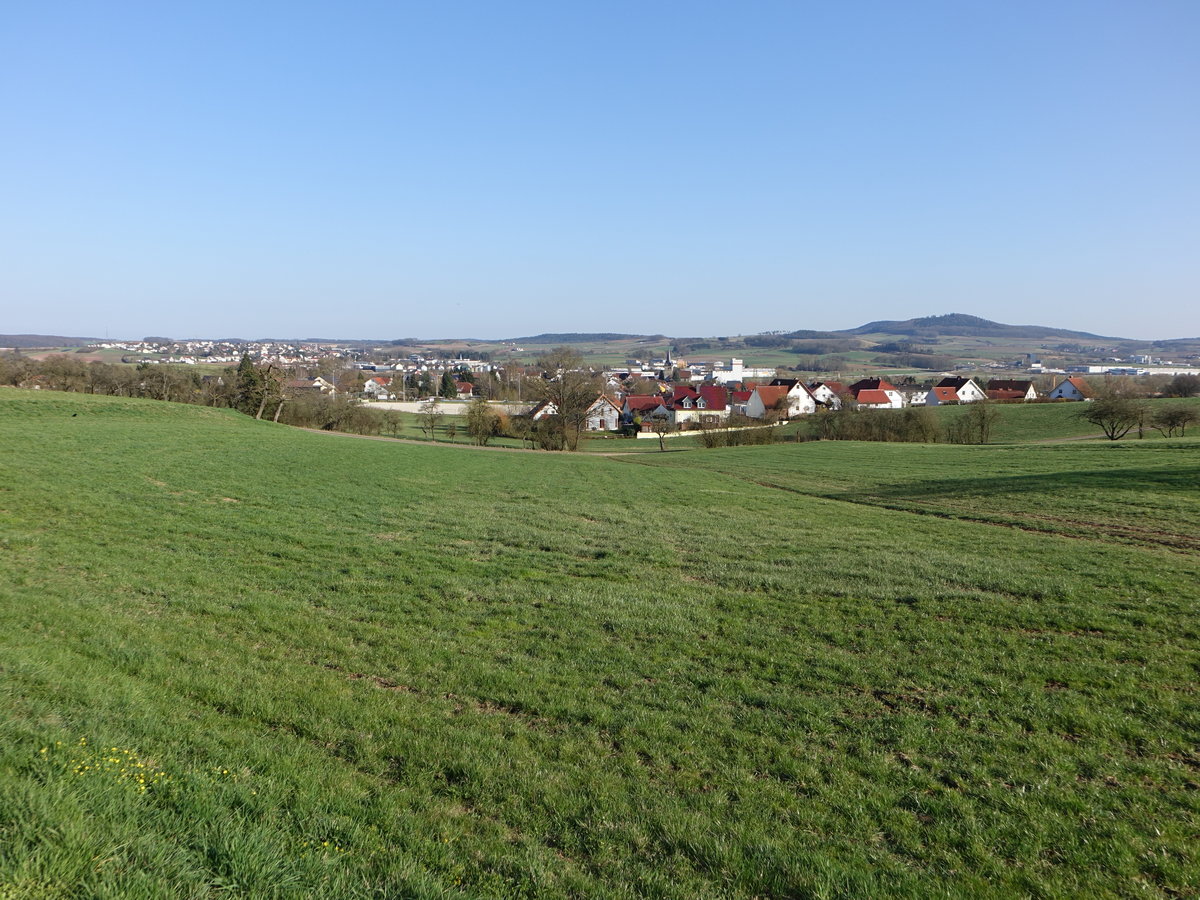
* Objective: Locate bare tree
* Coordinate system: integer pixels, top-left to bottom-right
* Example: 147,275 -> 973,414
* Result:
1078,395 -> 1147,441
532,346 -> 601,451
1163,374 -> 1200,398
418,397 -> 444,440
466,399 -> 501,445
1150,405 -> 1198,437
647,413 -> 675,451
964,400 -> 1001,444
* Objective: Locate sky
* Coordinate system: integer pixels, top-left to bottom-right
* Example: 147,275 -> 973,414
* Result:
1,1 -> 1197,341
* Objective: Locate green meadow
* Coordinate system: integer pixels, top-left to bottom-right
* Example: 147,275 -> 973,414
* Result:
1,389 -> 1197,898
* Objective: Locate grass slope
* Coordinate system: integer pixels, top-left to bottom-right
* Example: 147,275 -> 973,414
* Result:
1,389 -> 1198,898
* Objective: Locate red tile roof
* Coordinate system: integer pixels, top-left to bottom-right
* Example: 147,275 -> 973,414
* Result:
697,385 -> 728,410
932,386 -> 959,402
753,385 -> 791,407
987,389 -> 1026,401
1064,376 -> 1094,397
626,395 -> 667,411
855,389 -> 893,405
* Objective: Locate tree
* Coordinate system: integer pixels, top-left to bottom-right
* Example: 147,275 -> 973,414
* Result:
531,346 -> 600,451
232,354 -> 266,416
252,365 -> 282,420
465,399 -> 501,445
647,413 -> 675,450
509,414 -> 536,449
439,371 -> 457,399
380,410 -> 403,437
1150,405 -> 1198,437
1163,373 -> 1200,398
418,397 -> 444,439
0,352 -> 31,387
949,400 -> 1001,444
1078,395 -> 1147,441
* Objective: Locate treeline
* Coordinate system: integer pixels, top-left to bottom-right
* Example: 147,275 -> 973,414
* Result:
873,352 -> 957,370
0,352 -> 386,434
808,403 -> 1001,444
0,354 -> 218,403
742,335 -> 860,354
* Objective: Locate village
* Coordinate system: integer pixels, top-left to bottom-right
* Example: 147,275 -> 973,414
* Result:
313,349 -> 1109,437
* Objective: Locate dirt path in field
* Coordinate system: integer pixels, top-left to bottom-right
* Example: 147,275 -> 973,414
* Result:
293,426 -> 544,452
291,425 -> 677,456
1027,432 -> 1107,443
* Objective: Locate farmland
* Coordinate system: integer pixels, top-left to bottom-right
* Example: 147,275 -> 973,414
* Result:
1,389 -> 1198,898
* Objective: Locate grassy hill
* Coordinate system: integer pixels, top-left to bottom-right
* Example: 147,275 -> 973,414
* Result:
1,389 -> 1197,897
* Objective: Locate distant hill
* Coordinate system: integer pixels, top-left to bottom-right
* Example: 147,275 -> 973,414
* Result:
839,314 -> 1116,342
508,333 -> 661,344
0,334 -> 98,348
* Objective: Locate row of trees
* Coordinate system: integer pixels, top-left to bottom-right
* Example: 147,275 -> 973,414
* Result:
1077,396 -> 1197,440
809,402 -> 1000,444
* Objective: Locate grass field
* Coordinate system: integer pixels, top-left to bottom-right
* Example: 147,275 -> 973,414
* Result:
1,389 -> 1198,898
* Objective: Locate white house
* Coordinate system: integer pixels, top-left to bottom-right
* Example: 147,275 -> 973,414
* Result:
623,394 -> 673,423
808,381 -> 846,409
1048,376 -> 1094,401
848,378 -> 904,409
362,376 -> 395,400
925,377 -> 987,406
534,394 -> 629,431
899,387 -> 929,406
585,395 -> 623,431
669,385 -> 731,427
745,383 -> 816,419
986,379 -> 1038,401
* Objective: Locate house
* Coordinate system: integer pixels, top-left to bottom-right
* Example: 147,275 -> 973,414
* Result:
362,376 -> 395,400
847,378 -> 903,409
808,381 -> 846,409
669,385 -> 730,428
533,395 -> 622,431
925,377 -> 987,406
1048,376 -> 1094,401
454,381 -> 475,401
897,386 -> 929,407
745,382 -> 816,419
285,376 -> 336,395
623,394 -> 672,423
985,379 -> 1038,401
585,395 -> 623,431
697,384 -> 730,421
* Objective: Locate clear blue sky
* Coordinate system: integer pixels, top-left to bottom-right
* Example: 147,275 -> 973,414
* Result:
2,1 -> 1197,340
